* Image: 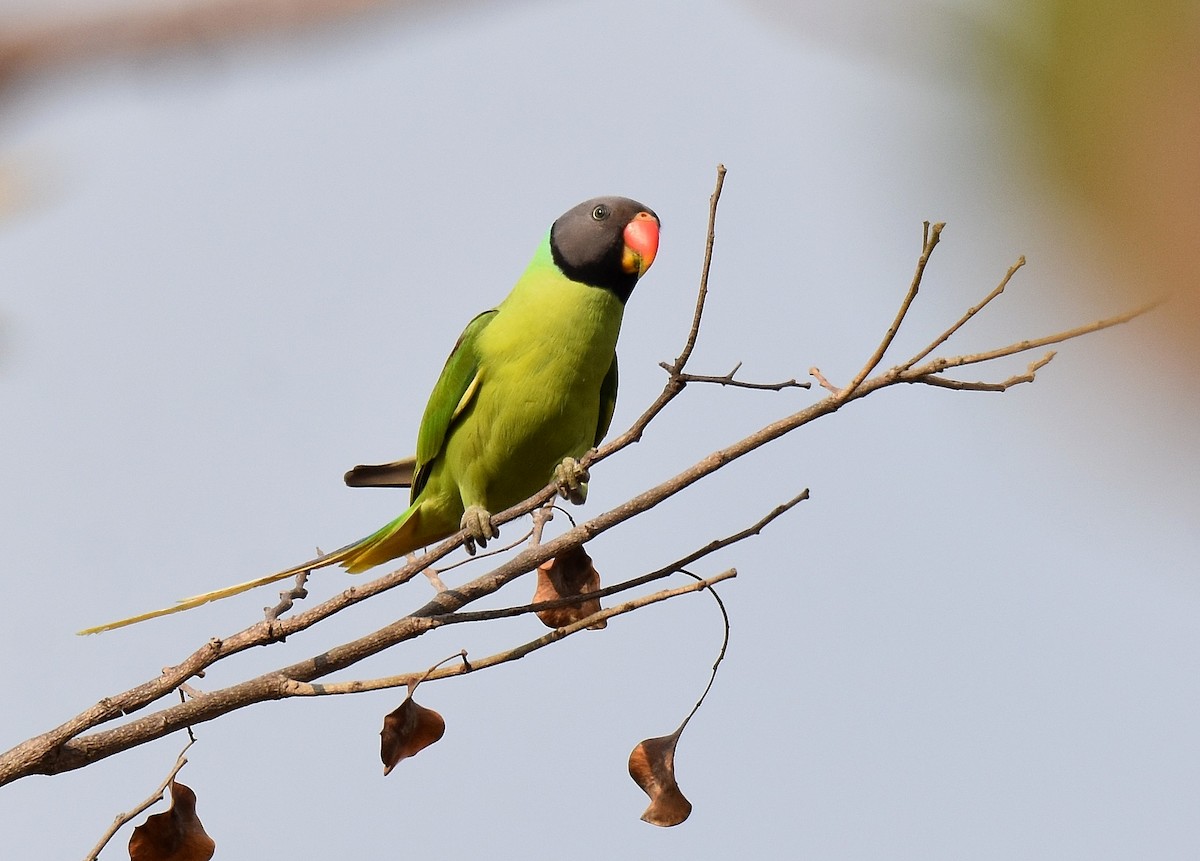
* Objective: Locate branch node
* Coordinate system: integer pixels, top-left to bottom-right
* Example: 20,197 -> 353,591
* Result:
675,363 -> 812,391
808,366 -> 840,394
264,570 -> 310,622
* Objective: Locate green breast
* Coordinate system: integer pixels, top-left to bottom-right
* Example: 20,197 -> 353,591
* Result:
444,252 -> 625,512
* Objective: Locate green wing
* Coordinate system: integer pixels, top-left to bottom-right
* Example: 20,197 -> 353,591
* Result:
594,354 -> 619,447
411,309 -> 497,498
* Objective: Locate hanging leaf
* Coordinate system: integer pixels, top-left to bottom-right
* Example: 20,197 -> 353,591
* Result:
626,570 -> 729,826
380,697 -> 445,775
378,652 -> 463,776
533,543 -> 605,629
628,729 -> 692,826
127,781 -> 215,861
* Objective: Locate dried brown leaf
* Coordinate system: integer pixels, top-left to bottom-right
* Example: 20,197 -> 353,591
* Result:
127,781 -> 215,861
533,544 -> 605,630
380,697 -> 445,775
628,730 -> 692,826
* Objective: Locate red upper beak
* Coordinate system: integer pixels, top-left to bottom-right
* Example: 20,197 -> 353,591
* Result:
622,211 -> 660,276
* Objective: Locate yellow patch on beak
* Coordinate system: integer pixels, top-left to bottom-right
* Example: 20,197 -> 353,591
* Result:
622,245 -> 647,275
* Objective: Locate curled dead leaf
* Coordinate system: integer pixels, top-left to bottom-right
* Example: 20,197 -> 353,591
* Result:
128,781 -> 215,861
380,697 -> 445,775
533,543 -> 605,630
628,730 -> 692,826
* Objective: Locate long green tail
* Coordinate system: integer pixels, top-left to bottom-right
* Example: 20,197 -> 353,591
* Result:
77,503 -> 428,635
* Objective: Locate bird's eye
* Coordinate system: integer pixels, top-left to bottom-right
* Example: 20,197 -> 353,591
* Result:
591,204 -> 610,221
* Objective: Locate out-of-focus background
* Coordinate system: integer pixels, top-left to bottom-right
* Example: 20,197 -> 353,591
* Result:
2,1 -> 1197,857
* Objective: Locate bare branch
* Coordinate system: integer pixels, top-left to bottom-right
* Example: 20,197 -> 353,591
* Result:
529,502 -> 557,546
808,366 -> 840,394
840,221 -> 945,397
436,489 -> 809,627
666,164 -> 727,376
83,738 -> 196,861
0,166 -> 737,786
407,650 -> 470,695
906,303 -> 1158,379
661,361 -> 811,391
421,568 -> 448,592
264,570 -> 309,622
916,352 -> 1056,391
435,523 -> 536,576
6,278 -> 1150,781
23,486 -> 803,774
905,255 -> 1026,369
280,570 -> 738,698
0,186 -> 1156,791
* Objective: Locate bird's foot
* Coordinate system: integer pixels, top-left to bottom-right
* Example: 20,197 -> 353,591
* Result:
460,504 -> 497,555
554,457 -> 590,505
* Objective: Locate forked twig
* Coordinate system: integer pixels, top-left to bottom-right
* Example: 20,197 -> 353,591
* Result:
904,255 -> 1026,369
436,489 -> 809,626
916,352 -> 1056,391
265,570 -> 309,622
281,571 -> 737,697
838,221 -> 944,398
83,738 -> 196,861
668,164 -> 727,376
663,361 -> 811,391
909,303 -> 1157,379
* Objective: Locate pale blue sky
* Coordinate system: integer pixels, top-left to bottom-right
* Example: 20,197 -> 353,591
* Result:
2,1 -> 1197,858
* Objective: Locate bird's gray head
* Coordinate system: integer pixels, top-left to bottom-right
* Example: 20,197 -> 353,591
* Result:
549,196 -> 660,302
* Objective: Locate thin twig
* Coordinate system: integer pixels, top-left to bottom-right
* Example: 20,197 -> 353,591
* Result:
667,164 -> 727,376
406,650 -> 469,696
422,568 -> 448,592
905,303 -> 1157,380
282,570 -> 738,697
529,502 -> 556,546
916,352 -> 1056,391
550,504 -> 577,528
83,738 -> 196,861
904,256 -> 1026,369
575,164 -> 731,463
662,361 -> 811,391
808,366 -> 840,394
840,221 -> 944,398
435,489 -> 808,626
264,570 -> 309,622
435,525 -> 535,576
671,569 -> 732,735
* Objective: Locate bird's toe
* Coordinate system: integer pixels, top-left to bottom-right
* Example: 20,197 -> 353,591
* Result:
460,504 -> 497,554
554,457 -> 590,505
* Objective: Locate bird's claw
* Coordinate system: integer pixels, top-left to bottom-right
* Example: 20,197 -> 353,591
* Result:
460,504 -> 497,555
554,457 -> 590,505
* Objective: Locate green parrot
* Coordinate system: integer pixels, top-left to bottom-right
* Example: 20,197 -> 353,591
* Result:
80,196 -> 660,634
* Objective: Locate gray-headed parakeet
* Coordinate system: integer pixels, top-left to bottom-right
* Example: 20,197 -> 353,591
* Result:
81,196 -> 659,633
